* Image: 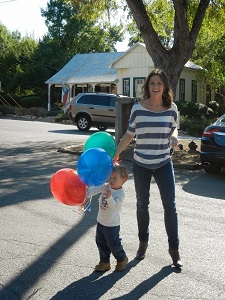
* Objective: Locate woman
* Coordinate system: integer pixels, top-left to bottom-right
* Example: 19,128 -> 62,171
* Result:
115,69 -> 182,267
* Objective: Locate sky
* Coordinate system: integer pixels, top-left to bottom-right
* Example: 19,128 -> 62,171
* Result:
0,0 -> 129,51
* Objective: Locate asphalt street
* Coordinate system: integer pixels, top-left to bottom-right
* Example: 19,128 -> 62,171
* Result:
0,118 -> 225,300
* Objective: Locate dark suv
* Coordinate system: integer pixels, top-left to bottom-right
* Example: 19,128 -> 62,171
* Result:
68,93 -> 123,131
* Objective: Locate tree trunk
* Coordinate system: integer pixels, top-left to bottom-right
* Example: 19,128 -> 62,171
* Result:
126,0 -> 210,99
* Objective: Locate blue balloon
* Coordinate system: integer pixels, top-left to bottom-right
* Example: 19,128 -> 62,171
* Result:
77,148 -> 113,186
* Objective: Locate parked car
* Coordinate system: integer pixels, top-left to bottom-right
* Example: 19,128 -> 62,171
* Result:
200,114 -> 225,174
68,92 -> 126,131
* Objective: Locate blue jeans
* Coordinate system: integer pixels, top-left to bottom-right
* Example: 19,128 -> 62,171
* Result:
133,160 -> 179,249
96,223 -> 126,263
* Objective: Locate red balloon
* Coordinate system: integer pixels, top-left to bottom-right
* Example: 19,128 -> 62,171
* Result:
50,168 -> 86,206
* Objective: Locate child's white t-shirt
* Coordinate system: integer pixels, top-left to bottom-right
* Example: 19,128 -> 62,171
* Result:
86,184 -> 125,227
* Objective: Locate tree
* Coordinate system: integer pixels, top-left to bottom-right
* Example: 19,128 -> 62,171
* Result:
125,0 -> 212,97
0,24 -> 38,95
191,4 -> 225,104
41,0 -> 124,54
70,0 -> 225,99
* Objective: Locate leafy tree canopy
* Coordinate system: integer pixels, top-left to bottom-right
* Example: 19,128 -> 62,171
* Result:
69,0 -> 225,99
41,0 -> 124,53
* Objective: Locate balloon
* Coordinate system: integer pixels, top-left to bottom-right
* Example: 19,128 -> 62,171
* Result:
78,148 -> 113,186
84,132 -> 117,158
50,168 -> 86,206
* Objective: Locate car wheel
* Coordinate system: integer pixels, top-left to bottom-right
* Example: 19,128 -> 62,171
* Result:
203,164 -> 222,174
96,125 -> 108,131
76,115 -> 91,131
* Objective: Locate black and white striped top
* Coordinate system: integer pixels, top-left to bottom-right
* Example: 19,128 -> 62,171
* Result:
127,102 -> 178,169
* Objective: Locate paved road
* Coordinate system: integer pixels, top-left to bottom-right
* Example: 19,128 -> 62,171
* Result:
0,119 -> 225,300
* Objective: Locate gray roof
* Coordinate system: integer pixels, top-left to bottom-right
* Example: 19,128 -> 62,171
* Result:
184,60 -> 203,70
45,52 -> 124,85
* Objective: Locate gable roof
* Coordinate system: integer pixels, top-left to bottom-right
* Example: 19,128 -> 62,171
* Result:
110,42 -> 202,70
45,43 -> 202,86
109,42 -> 146,67
45,52 -> 124,85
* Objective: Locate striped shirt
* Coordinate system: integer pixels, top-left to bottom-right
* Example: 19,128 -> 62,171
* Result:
127,102 -> 178,169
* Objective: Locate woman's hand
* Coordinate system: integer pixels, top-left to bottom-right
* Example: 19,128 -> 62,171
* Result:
170,136 -> 179,149
113,155 -> 121,166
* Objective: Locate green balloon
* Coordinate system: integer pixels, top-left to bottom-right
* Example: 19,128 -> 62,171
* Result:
84,132 -> 117,158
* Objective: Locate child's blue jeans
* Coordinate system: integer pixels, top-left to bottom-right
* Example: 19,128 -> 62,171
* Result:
96,223 -> 126,263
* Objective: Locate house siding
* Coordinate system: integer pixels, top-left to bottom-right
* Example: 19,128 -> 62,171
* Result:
45,42 -> 213,110
111,43 -> 209,103
177,68 -> 206,104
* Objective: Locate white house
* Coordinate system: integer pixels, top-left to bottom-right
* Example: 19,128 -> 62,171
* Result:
45,42 -> 213,110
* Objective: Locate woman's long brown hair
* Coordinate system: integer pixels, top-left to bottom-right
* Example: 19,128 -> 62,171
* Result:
142,69 -> 174,108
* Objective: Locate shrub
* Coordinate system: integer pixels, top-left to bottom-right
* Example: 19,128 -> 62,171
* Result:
208,100 -> 220,117
196,103 -> 208,119
175,101 -> 208,119
46,110 -> 62,116
0,105 -> 16,115
52,102 -> 63,110
20,96 -> 45,108
26,107 -> 47,117
14,107 -> 28,116
55,113 -> 69,123
180,115 -> 213,137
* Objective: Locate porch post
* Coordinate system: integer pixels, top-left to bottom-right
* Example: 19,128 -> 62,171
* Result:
47,84 -> 52,111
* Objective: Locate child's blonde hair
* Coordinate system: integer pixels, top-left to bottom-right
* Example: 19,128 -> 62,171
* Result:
113,165 -> 129,180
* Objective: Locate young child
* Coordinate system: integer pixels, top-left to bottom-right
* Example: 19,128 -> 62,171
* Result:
85,165 -> 129,272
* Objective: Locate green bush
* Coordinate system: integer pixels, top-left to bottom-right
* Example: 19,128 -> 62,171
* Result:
12,107 -> 47,117
20,96 -> 45,108
175,101 -> 208,119
0,105 -> 16,115
55,113 -> 69,123
180,115 -> 213,137
46,110 -> 62,116
52,102 -> 63,110
208,100 -> 220,117
14,107 -> 28,116
26,107 -> 47,117
0,105 -> 41,116
219,102 -> 225,115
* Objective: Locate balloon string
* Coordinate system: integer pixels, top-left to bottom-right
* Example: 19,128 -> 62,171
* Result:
80,196 -> 92,212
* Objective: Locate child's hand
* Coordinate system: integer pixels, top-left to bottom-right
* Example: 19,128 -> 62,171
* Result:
105,189 -> 111,198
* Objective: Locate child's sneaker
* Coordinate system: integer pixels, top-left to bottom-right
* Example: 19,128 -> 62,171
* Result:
94,262 -> 111,272
115,256 -> 128,271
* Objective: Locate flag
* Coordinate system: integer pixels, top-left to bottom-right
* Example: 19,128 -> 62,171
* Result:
61,84 -> 69,106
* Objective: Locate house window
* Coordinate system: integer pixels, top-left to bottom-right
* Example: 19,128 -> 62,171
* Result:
179,78 -> 185,102
123,78 -> 130,96
133,77 -> 145,98
191,80 -> 197,103
206,84 -> 211,105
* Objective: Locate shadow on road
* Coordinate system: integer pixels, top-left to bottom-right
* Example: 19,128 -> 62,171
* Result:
50,265 -> 180,300
0,139 -> 100,298
0,203 -> 98,299
174,167 -> 225,200
182,170 -> 225,200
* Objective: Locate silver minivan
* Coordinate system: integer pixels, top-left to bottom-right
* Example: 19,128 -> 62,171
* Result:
68,93 -> 122,131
